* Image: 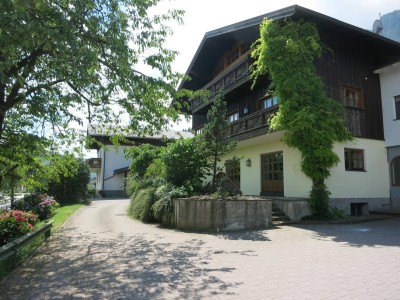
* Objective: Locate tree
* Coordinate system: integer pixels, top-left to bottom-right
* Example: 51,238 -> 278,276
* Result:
200,93 -> 237,192
45,154 -> 90,204
252,19 -> 352,218
126,144 -> 162,178
0,0 -> 186,190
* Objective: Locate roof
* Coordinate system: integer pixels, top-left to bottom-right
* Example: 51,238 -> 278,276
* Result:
179,4 -> 400,92
87,127 -> 194,150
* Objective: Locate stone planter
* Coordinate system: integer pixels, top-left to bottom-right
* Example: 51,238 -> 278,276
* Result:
174,197 -> 272,232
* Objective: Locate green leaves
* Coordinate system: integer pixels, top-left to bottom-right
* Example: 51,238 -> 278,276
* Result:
252,18 -> 352,218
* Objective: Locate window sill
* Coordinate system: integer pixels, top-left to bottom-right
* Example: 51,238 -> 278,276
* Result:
345,169 -> 367,172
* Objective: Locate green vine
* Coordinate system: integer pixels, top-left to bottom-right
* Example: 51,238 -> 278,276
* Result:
252,19 -> 352,218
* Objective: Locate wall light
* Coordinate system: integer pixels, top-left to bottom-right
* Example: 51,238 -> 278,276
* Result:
243,106 -> 249,115
246,158 -> 252,167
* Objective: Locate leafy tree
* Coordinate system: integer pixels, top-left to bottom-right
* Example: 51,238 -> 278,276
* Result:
0,0 -> 186,191
44,154 -> 90,204
200,93 -> 237,192
252,19 -> 352,218
126,144 -> 162,178
162,138 -> 208,189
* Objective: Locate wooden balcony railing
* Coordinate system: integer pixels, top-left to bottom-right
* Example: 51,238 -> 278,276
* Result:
88,158 -> 102,169
191,55 -> 250,112
228,107 -> 278,139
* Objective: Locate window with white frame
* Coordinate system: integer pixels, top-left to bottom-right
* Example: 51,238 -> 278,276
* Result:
259,95 -> 278,110
228,111 -> 239,123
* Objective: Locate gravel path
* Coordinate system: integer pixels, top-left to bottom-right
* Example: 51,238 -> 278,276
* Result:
1,198 -> 400,299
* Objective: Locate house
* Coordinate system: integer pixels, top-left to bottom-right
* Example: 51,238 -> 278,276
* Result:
178,5 -> 400,217
375,61 -> 400,209
87,129 -> 193,197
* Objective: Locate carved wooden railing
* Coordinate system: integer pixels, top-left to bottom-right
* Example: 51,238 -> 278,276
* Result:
191,55 -> 250,112
229,107 -> 278,138
88,158 -> 101,169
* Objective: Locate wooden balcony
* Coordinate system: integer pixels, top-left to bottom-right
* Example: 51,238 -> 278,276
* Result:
191,55 -> 251,113
228,107 -> 279,140
88,158 -> 102,170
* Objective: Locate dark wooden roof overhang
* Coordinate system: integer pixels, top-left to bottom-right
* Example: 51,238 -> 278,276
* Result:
178,5 -> 400,94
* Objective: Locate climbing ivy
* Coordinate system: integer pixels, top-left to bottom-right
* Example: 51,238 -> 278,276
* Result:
251,19 -> 352,218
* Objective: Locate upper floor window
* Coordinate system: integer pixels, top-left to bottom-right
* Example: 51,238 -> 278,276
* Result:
344,148 -> 365,171
195,127 -> 203,135
228,111 -> 239,123
392,156 -> 400,186
342,86 -> 364,109
259,95 -> 278,110
395,95 -> 400,120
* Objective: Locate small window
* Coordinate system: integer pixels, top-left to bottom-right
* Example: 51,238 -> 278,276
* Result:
195,127 -> 203,135
228,111 -> 239,123
392,156 -> 400,186
343,86 -> 364,109
395,96 -> 400,120
259,96 -> 278,110
225,159 -> 240,188
344,148 -> 365,171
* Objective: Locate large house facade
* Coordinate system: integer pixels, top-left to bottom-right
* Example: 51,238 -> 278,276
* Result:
179,5 -> 400,215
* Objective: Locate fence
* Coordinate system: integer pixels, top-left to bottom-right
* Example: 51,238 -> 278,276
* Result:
0,221 -> 53,279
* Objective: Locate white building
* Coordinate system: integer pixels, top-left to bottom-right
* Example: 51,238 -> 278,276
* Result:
88,130 -> 193,197
375,61 -> 400,209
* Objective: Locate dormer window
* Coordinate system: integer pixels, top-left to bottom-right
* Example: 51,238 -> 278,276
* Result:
343,86 -> 364,109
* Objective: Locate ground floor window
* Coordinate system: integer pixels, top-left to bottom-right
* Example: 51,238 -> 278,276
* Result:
392,156 -> 400,186
225,158 -> 240,188
344,148 -> 365,171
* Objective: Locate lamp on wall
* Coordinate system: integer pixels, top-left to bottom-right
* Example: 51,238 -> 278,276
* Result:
243,106 -> 249,115
246,158 -> 252,167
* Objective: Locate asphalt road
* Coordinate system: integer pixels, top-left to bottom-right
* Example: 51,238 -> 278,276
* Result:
0,198 -> 400,299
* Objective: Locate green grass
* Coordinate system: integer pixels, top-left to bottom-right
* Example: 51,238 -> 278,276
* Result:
36,203 -> 86,233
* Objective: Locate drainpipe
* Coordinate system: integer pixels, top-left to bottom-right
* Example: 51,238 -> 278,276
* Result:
102,149 -> 106,193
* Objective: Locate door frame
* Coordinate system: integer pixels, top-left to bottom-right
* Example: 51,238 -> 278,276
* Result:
260,151 -> 284,197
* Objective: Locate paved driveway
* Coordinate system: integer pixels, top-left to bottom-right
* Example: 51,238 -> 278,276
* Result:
1,199 -> 400,299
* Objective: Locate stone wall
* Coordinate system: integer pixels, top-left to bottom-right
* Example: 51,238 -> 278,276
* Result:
174,197 -> 272,232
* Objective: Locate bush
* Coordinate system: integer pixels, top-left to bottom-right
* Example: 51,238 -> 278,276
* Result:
128,187 -> 157,223
126,144 -> 162,178
45,155 -> 90,205
15,193 -> 59,220
0,210 -> 38,246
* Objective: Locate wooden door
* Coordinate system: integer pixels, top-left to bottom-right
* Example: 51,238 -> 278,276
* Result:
261,152 -> 284,195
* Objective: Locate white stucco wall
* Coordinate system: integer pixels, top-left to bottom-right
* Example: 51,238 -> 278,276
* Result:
97,145 -> 132,191
222,135 -> 389,199
375,62 -> 400,147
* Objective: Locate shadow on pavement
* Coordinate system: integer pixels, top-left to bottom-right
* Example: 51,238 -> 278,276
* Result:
292,217 -> 400,248
0,228 -> 243,299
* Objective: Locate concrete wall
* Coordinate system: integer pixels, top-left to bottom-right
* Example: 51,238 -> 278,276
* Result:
273,199 -> 311,221
174,198 -> 272,231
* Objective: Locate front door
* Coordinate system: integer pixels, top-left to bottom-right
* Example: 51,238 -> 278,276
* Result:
261,152 -> 284,196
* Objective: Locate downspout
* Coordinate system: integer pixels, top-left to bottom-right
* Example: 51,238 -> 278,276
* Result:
102,149 -> 106,192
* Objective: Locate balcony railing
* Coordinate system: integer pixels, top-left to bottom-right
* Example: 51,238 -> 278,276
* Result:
191,55 -> 250,112
228,107 -> 278,139
88,158 -> 101,169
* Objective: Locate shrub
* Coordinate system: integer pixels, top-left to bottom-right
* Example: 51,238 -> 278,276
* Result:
126,144 -> 162,178
0,210 -> 38,246
14,194 -> 60,220
45,155 -> 90,205
128,187 -> 157,223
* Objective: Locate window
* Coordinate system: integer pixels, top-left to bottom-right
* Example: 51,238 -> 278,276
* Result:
228,111 -> 239,123
195,127 -> 203,135
395,96 -> 400,120
225,159 -> 240,187
344,148 -> 365,171
259,96 -> 278,110
342,86 -> 364,109
392,156 -> 400,186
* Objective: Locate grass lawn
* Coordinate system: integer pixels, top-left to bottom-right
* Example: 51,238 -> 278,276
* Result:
36,203 -> 86,233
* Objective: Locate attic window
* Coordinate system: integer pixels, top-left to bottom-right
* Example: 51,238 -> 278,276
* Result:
342,86 -> 364,109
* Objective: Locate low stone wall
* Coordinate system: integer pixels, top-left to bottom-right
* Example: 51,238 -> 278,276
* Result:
273,198 -> 311,221
174,197 -> 272,232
